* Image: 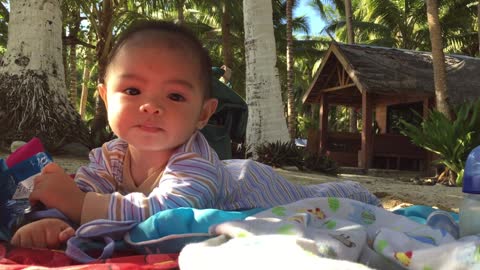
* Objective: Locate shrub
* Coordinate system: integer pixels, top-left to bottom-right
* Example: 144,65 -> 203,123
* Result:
253,140 -> 338,174
304,152 -> 338,175
254,141 -> 304,169
400,99 -> 480,186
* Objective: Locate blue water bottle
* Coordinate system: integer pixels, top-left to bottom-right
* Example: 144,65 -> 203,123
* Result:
459,145 -> 480,237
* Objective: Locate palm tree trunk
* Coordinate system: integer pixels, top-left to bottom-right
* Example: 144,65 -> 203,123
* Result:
286,0 -> 296,140
91,0 -> 114,145
243,0 -> 290,156
344,0 -> 357,133
68,43 -> 77,107
426,0 -> 452,120
79,47 -> 93,119
68,11 -> 81,108
177,0 -> 185,24
221,1 -> 233,68
344,0 -> 354,44
0,0 -> 89,149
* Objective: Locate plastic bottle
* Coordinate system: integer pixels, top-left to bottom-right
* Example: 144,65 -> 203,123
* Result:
459,145 -> 480,237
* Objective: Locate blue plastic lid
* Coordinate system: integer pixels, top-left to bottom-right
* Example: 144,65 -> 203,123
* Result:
463,146 -> 480,194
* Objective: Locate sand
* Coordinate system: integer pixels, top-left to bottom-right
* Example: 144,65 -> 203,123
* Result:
1,151 -> 463,213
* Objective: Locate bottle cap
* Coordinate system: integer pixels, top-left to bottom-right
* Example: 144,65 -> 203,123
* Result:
463,146 -> 480,194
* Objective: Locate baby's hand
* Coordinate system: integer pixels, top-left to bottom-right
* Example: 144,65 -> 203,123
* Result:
11,218 -> 75,249
30,163 -> 85,224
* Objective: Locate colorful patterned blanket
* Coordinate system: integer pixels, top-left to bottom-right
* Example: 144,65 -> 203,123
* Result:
0,241 -> 179,269
1,198 -> 477,269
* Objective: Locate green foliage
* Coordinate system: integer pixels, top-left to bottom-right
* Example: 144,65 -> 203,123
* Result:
304,152 -> 338,174
255,141 -> 305,170
254,140 -> 338,174
399,99 -> 480,186
297,113 -> 318,138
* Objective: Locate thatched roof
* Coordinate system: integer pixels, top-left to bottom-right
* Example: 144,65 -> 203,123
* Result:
303,42 -> 480,106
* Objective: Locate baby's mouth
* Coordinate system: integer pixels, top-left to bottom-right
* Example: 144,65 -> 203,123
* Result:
137,124 -> 163,133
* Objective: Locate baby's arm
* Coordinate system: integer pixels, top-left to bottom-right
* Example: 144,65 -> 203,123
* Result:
79,152 -> 220,224
11,218 -> 75,249
28,141 -> 117,224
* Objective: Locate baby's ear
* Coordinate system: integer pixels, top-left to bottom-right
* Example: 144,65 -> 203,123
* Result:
98,84 -> 108,108
196,98 -> 218,129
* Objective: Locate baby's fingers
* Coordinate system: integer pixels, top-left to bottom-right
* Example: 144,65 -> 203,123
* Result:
10,232 -> 21,247
31,230 -> 47,248
41,163 -> 64,174
11,232 -> 34,248
59,226 -> 75,242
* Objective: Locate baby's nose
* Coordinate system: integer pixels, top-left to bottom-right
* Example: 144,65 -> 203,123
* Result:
140,103 -> 162,114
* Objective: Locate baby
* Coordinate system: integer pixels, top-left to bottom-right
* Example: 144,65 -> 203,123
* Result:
11,20 -> 380,249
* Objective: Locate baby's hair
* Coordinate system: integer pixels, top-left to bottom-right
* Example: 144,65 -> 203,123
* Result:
104,20 -> 213,98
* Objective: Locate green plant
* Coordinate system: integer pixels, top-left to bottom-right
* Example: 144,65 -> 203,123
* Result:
297,114 -> 318,138
254,141 -> 305,169
304,152 -> 338,175
399,99 -> 480,186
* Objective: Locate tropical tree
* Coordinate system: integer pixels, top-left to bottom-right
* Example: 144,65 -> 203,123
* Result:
63,2 -> 82,107
426,0 -> 452,120
344,0 -> 354,44
286,0 -> 296,139
221,1 -> 234,67
344,0 -> 358,133
79,32 -> 96,120
0,0 -> 89,149
478,1 -> 480,55
0,0 -> 8,52
243,0 -> 290,156
77,0 -> 155,145
79,0 -> 115,145
177,0 -> 186,24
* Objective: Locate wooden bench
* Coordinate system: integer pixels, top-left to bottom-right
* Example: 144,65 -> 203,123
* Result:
373,134 -> 426,171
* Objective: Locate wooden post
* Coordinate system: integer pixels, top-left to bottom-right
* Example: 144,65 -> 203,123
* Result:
360,91 -> 373,170
319,94 -> 329,154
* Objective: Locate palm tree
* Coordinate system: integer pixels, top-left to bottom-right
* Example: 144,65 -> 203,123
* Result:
0,0 -> 89,149
221,1 -> 234,67
286,0 -> 296,139
478,1 -> 480,55
177,0 -> 185,24
79,32 -> 95,120
344,0 -> 354,44
0,0 -> 8,50
66,8 -> 81,107
77,0 -> 154,145
343,0 -> 358,133
243,0 -> 290,156
426,0 -> 452,120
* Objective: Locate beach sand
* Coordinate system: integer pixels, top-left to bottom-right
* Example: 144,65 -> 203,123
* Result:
1,151 -> 462,213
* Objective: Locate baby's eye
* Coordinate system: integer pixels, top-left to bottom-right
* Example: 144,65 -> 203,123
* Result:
168,93 -> 186,102
124,88 -> 140,95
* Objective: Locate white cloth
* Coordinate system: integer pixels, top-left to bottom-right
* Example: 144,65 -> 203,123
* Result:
179,197 -> 480,270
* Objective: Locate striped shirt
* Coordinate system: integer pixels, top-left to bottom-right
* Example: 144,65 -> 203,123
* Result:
75,132 -> 380,224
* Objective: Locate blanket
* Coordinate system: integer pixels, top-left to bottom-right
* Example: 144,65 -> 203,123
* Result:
1,194 -> 477,269
179,197 -> 480,270
0,241 -> 179,269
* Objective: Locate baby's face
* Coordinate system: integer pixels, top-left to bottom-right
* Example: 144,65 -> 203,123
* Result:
99,37 -> 216,153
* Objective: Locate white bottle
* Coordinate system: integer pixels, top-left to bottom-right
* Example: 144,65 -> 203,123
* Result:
459,146 -> 480,238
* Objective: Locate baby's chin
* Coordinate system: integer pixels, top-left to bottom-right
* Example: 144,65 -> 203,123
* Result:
126,140 -> 181,153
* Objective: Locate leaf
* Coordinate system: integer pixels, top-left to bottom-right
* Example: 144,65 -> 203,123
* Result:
399,99 -> 480,185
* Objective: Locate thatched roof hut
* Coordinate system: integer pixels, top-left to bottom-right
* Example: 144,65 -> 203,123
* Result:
303,42 -> 480,106
302,42 -> 480,172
